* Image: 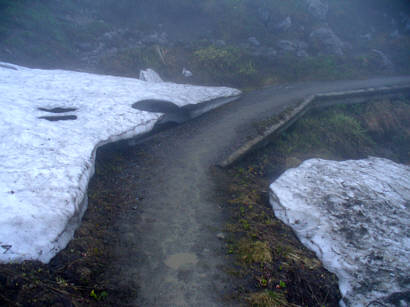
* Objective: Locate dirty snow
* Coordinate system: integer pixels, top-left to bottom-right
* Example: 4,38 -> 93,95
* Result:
0,62 -> 240,263
270,157 -> 410,306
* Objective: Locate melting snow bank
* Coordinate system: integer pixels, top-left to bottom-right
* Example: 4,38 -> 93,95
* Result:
0,62 -> 240,263
269,157 -> 410,307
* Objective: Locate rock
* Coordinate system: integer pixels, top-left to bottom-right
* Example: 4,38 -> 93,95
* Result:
390,29 -> 400,38
309,27 -> 344,56
270,157 -> 410,306
305,0 -> 328,20
182,68 -> 192,77
275,16 -> 292,31
103,31 -> 115,40
248,36 -> 260,47
296,49 -> 309,57
276,40 -> 308,56
216,233 -> 225,240
295,40 -> 308,50
360,33 -> 372,41
214,40 -> 226,47
250,46 -> 277,58
277,40 -> 297,52
142,32 -> 168,45
139,69 -> 163,82
371,49 -> 393,70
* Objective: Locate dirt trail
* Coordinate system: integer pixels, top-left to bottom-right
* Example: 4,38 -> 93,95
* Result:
104,77 -> 410,306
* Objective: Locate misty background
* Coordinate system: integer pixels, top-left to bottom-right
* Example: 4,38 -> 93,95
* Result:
1,0 -> 409,87
1,2 -> 410,306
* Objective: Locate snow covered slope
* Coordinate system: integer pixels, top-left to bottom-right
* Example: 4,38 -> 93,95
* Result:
269,157 -> 410,306
0,62 -> 240,263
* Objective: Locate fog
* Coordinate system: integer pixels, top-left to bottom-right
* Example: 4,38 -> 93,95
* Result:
0,0 -> 409,86
1,1 -> 410,306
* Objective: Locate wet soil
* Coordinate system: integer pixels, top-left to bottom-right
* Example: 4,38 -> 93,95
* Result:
1,77 -> 410,306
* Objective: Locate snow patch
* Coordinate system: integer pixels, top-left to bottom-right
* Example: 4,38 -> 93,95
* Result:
139,68 -> 163,82
0,62 -> 240,263
269,157 -> 410,306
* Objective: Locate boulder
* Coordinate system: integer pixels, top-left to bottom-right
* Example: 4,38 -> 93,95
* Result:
276,40 -> 308,56
305,0 -> 328,20
248,37 -> 261,47
360,33 -> 372,41
296,49 -> 309,57
275,16 -> 292,31
277,40 -> 297,52
270,157 -> 410,306
309,27 -> 344,56
142,32 -> 168,45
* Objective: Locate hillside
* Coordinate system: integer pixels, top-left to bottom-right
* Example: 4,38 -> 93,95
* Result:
1,0 -> 409,87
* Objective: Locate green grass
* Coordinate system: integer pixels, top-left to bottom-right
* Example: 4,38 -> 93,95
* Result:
224,96 -> 409,307
276,108 -> 374,158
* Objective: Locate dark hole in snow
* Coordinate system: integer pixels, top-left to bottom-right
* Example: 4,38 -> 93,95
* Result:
38,107 -> 78,113
39,115 -> 77,121
1,245 -> 12,253
133,99 -> 190,127
132,99 -> 181,113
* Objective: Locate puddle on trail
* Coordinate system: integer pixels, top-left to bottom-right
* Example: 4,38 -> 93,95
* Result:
164,253 -> 198,270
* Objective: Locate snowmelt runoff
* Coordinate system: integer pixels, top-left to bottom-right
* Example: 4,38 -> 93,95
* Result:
0,62 -> 240,263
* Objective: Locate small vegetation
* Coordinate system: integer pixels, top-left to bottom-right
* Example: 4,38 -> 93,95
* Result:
192,44 -> 259,86
1,0 -> 409,88
237,239 -> 272,264
221,160 -> 341,306
247,290 -> 297,307
276,111 -> 374,158
221,96 -> 410,306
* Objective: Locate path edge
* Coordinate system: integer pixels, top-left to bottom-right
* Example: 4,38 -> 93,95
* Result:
218,84 -> 410,168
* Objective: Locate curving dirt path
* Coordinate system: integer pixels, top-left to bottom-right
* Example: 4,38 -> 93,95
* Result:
103,77 -> 410,307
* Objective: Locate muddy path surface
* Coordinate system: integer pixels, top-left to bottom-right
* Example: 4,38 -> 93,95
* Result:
102,77 -> 410,307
